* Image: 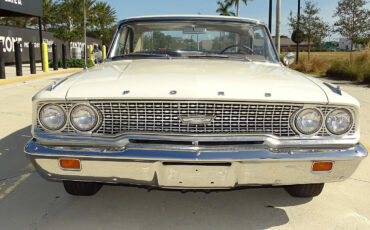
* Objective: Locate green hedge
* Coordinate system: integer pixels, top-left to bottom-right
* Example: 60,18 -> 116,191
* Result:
49,58 -> 94,68
326,51 -> 370,82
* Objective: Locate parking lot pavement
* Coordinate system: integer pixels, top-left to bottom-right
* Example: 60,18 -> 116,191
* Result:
0,74 -> 369,230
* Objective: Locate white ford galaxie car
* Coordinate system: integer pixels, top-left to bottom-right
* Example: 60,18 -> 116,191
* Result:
25,15 -> 367,197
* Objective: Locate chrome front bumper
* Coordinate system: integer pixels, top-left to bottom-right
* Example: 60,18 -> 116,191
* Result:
25,139 -> 368,189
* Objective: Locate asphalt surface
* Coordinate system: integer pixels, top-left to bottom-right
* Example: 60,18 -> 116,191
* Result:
0,72 -> 369,230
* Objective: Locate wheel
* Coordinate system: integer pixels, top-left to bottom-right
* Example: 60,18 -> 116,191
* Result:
284,183 -> 324,198
63,181 -> 102,196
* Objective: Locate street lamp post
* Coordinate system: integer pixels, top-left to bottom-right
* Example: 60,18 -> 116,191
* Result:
268,0 -> 272,32
275,0 -> 281,55
296,0 -> 301,64
84,0 -> 87,70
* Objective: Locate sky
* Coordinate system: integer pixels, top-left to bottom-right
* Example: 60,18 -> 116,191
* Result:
102,0 -> 347,40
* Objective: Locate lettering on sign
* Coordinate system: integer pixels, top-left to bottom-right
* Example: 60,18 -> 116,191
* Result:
0,36 -> 23,52
4,0 -> 23,6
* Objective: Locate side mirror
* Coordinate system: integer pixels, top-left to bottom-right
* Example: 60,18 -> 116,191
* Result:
283,52 -> 295,67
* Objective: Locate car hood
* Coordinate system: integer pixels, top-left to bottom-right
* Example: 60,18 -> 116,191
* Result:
62,59 -> 329,104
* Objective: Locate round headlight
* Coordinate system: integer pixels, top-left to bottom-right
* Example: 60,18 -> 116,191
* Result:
39,104 -> 66,131
70,105 -> 98,132
295,108 -> 323,135
326,109 -> 353,135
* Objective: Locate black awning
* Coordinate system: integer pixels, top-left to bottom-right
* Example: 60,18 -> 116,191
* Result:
0,0 -> 42,17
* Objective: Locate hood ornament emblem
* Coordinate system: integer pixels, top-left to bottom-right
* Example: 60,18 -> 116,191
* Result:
122,90 -> 130,95
180,115 -> 214,125
169,90 -> 177,95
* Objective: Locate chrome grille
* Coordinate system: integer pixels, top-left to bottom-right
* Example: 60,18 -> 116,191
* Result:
91,101 -> 302,137
36,101 -> 357,137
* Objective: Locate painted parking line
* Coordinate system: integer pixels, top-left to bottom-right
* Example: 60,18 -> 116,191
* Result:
0,173 -> 31,200
0,68 -> 82,86
363,142 -> 370,153
0,163 -> 34,200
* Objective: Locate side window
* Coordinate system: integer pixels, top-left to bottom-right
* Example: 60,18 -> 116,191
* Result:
113,27 -> 133,56
252,26 -> 276,61
253,28 -> 265,56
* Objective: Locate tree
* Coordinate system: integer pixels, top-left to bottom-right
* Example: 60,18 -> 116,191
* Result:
301,1 -> 329,60
90,2 -> 117,46
52,0 -> 96,55
227,0 -> 253,16
333,0 -> 369,62
42,0 -> 57,30
0,0 -> 55,29
216,1 -> 235,16
0,17 -> 37,28
288,0 -> 329,60
355,37 -> 370,46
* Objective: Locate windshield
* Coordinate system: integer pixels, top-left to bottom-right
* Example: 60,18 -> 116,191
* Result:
109,21 -> 278,62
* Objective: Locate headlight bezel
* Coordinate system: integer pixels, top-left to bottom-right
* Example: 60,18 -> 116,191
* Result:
325,108 -> 354,136
38,104 -> 67,132
292,107 -> 324,136
69,103 -> 101,133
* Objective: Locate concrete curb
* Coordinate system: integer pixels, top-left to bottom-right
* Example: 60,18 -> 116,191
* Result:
0,68 -> 83,86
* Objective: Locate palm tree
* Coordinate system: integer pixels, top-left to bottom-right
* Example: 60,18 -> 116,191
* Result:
91,2 -> 117,45
42,0 -> 56,30
216,1 -> 236,16
228,0 -> 253,16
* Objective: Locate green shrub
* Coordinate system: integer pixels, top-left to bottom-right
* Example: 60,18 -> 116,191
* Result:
288,56 -> 329,74
49,58 -> 94,68
68,58 -> 95,68
326,50 -> 370,82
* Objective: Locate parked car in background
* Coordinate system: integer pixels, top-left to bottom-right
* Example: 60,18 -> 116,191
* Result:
25,15 -> 367,198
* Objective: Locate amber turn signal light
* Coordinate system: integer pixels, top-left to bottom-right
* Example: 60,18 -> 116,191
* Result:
312,161 -> 333,172
60,159 -> 81,170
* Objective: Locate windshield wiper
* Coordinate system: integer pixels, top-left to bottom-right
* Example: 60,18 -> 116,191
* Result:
186,54 -> 229,59
112,53 -> 172,60
187,54 -> 253,62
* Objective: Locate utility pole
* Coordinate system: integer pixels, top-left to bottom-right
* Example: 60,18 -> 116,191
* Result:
275,0 -> 281,55
296,0 -> 301,64
83,0 -> 87,70
268,0 -> 272,32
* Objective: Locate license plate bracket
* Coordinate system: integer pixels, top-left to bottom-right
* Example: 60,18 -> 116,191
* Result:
157,164 -> 236,188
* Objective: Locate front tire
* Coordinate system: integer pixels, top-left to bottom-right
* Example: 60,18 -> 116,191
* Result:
284,183 -> 324,198
63,181 -> 102,196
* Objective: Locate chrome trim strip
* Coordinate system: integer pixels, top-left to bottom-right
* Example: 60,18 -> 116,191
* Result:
118,16 -> 264,25
25,139 -> 367,161
32,132 -> 360,149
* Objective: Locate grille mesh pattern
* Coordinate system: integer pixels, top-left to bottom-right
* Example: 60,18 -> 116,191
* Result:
36,101 -> 356,137
91,101 -> 302,136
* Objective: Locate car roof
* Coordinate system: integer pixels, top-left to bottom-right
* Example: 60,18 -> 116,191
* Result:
119,15 -> 264,25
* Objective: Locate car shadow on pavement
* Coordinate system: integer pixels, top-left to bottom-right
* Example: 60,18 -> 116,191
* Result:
0,126 -> 33,180
0,126 -> 313,230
